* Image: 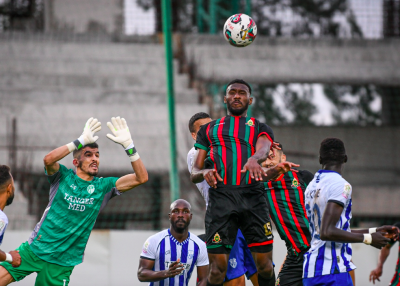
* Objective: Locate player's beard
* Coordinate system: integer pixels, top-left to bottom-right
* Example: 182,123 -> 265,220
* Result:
78,160 -> 99,176
172,219 -> 190,233
227,101 -> 249,116
6,192 -> 14,206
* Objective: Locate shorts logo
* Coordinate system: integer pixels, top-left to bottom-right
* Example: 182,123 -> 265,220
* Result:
264,222 -> 272,236
246,119 -> 254,127
212,232 -> 222,244
291,178 -> 299,188
229,258 -> 237,268
87,185 -> 95,194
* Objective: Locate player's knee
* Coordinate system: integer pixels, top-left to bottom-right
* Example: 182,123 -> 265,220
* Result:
256,260 -> 274,278
208,265 -> 227,283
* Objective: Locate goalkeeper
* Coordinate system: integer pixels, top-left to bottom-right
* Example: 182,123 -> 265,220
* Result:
0,117 -> 148,286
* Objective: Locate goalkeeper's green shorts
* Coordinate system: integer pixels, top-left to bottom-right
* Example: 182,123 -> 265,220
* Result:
0,242 -> 74,286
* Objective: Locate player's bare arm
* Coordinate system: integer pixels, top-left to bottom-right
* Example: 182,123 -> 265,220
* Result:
138,258 -> 184,282
320,202 -> 390,249
196,265 -> 209,286
43,117 -> 101,175
106,117 -> 148,191
369,243 -> 392,284
191,149 -> 222,188
241,135 -> 272,181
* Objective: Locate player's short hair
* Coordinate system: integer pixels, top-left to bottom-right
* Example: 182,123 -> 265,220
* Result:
0,165 -> 12,188
73,143 -> 99,159
226,79 -> 252,95
319,138 -> 346,165
188,112 -> 211,133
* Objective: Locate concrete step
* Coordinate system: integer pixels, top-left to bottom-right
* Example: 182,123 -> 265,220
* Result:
0,72 -> 190,91
0,42 -> 166,61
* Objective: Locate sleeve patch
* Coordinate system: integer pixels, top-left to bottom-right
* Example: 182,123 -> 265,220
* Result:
342,183 -> 352,199
142,240 -> 150,254
0,220 -> 6,232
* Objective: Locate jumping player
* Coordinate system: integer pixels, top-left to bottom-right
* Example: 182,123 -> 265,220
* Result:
138,199 -> 209,286
187,112 -> 258,285
0,117 -> 148,286
191,79 -> 299,286
0,166 -> 21,268
262,143 -> 313,286
369,222 -> 400,285
303,138 -> 398,286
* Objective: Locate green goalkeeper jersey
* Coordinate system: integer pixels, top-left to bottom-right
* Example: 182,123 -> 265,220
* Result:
28,164 -> 119,267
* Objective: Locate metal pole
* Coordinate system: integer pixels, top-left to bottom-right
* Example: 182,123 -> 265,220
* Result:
209,0 -> 217,34
197,0 -> 204,33
161,0 -> 180,203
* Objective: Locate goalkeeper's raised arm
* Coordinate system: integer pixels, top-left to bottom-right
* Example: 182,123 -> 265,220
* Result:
106,116 -> 148,192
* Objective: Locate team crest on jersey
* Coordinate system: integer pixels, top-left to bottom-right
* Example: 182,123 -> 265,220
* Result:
87,185 -> 95,194
212,232 -> 222,243
246,119 -> 254,127
188,250 -> 194,259
229,258 -> 237,268
264,222 -> 272,236
291,178 -> 299,188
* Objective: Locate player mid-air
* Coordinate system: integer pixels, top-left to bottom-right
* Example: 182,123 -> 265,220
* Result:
0,117 -> 148,286
262,142 -> 313,286
187,112 -> 258,286
138,199 -> 209,286
0,166 -> 21,268
191,79 -> 299,286
303,138 -> 399,286
369,222 -> 400,285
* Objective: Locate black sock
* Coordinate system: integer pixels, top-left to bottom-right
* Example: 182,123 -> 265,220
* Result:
258,271 -> 276,286
206,280 -> 223,286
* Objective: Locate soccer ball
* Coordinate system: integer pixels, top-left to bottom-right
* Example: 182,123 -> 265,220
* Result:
223,14 -> 257,47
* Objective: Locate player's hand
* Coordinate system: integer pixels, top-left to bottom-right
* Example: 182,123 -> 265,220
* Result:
369,268 -> 382,284
371,232 -> 390,249
203,169 -> 223,188
9,250 -> 21,268
78,117 -> 102,146
276,162 -> 300,174
165,258 -> 184,278
267,142 -> 281,160
106,117 -> 133,149
377,225 -> 399,241
241,157 -> 267,181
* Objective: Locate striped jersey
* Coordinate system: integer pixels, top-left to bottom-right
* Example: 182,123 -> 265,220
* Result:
389,222 -> 400,286
195,115 -> 274,187
303,170 -> 356,278
264,170 -> 313,255
140,229 -> 209,286
0,210 -> 8,246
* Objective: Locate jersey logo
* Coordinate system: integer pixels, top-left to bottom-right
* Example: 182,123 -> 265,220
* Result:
246,119 -> 254,127
229,258 -> 237,268
291,178 -> 299,188
188,250 -> 194,259
342,184 -> 351,199
70,184 -> 77,190
87,185 -> 95,194
142,240 -> 150,254
264,222 -> 272,236
0,220 -> 5,232
212,232 -> 222,244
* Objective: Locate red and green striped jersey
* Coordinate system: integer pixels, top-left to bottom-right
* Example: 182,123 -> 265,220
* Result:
264,170 -> 313,255
195,115 -> 274,187
389,222 -> 400,286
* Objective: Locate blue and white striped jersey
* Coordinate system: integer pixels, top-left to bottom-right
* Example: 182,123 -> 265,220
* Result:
140,229 -> 209,286
0,210 -> 8,246
303,170 -> 356,278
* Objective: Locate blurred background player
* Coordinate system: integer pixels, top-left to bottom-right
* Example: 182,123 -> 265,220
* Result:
137,199 -> 209,286
262,142 -> 313,286
369,222 -> 400,285
191,79 -> 299,286
0,117 -> 148,286
187,112 -> 259,286
303,138 -> 398,286
0,166 -> 21,273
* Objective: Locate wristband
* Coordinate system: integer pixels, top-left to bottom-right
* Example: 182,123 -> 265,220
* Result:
369,227 -> 377,234
363,233 -> 372,245
5,253 -> 12,263
73,138 -> 84,150
125,142 -> 139,162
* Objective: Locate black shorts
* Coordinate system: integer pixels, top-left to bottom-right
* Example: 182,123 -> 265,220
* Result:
276,249 -> 307,286
206,184 -> 273,254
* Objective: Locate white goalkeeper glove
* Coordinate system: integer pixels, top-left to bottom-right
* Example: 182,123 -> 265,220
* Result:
66,118 -> 101,152
106,116 -> 140,162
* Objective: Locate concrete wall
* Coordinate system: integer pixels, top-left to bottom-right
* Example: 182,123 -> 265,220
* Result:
1,230 -> 396,286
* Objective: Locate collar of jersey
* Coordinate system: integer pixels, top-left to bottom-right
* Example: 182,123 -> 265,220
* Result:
73,170 -> 97,184
168,229 -> 190,246
317,169 -> 340,175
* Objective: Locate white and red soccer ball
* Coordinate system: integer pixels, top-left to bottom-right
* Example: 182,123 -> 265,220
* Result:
223,14 -> 257,47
